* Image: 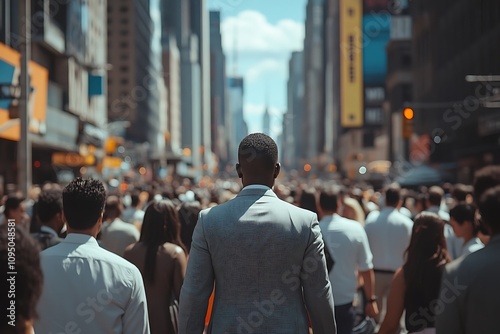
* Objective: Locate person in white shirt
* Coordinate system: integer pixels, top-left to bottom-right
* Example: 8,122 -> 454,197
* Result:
424,186 -> 463,259
100,195 -> 140,257
34,177 -> 150,334
364,183 -> 413,324
449,203 -> 484,257
319,188 -> 378,334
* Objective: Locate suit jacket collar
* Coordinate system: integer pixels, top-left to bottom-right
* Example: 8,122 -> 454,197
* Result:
237,187 -> 277,198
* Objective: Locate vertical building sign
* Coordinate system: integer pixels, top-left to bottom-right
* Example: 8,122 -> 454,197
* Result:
340,0 -> 363,128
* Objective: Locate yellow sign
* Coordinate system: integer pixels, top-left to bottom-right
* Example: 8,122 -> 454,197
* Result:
0,43 -> 49,141
102,156 -> 123,169
339,0 -> 363,128
52,153 -> 86,166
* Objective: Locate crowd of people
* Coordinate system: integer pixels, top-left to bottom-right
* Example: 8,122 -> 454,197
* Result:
1,133 -> 500,334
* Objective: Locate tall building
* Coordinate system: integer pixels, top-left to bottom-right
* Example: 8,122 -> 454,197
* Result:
303,0 -> 325,171
191,0 -> 213,170
284,51 -> 305,170
160,0 -> 212,179
262,105 -> 271,136
0,0 -> 107,187
411,0 -> 500,182
227,77 -> 247,164
209,10 -> 228,170
162,34 -> 182,156
107,0 -> 164,161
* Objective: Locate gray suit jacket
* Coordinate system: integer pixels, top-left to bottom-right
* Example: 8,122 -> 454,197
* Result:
436,234 -> 500,334
179,187 -> 336,334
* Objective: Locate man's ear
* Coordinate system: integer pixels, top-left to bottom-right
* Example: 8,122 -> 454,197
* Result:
274,163 -> 281,179
236,163 -> 243,178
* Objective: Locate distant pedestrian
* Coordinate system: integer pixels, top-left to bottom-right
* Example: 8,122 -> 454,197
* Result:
364,183 -> 413,324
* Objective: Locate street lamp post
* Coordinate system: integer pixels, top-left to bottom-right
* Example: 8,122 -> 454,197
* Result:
18,0 -> 31,197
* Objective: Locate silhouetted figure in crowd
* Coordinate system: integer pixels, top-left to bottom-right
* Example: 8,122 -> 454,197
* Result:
31,188 -> 64,250
1,226 -> 43,334
319,187 -> 377,334
125,199 -> 187,334
100,195 -> 140,257
379,212 -> 450,334
437,166 -> 500,334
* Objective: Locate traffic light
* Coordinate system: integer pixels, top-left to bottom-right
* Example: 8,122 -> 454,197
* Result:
402,107 -> 414,139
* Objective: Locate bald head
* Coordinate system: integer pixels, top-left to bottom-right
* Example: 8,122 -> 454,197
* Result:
237,133 -> 280,187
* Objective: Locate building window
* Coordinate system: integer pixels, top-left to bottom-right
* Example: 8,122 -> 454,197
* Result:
121,78 -> 129,85
120,66 -> 128,72
401,52 -> 411,67
120,42 -> 128,48
120,30 -> 128,36
120,6 -> 128,12
363,132 -> 375,148
121,18 -> 128,25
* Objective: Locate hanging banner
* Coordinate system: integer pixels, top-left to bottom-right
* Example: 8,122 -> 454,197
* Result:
340,0 -> 364,128
0,43 -> 48,140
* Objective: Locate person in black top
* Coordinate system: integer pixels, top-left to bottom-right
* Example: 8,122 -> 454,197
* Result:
378,212 -> 450,334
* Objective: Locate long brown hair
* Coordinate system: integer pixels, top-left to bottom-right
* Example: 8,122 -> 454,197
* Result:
140,199 -> 187,283
403,212 -> 450,301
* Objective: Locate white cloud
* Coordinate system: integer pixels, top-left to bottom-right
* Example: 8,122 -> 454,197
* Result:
221,10 -> 304,57
220,10 -> 303,138
245,59 -> 285,83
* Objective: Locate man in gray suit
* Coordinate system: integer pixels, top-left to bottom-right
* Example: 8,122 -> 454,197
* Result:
179,133 -> 336,334
436,166 -> 500,334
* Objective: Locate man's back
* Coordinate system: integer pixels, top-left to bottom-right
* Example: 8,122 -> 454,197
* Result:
179,187 -> 336,334
100,218 -> 140,257
364,207 -> 413,271
35,233 -> 149,334
436,235 -> 500,334
319,214 -> 373,305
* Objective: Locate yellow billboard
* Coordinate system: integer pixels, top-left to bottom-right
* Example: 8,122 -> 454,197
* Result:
0,43 -> 48,141
339,0 -> 363,128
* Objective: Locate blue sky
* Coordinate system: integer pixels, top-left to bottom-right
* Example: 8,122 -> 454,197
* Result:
207,0 -> 307,140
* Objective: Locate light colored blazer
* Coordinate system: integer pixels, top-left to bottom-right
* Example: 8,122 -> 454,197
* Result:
179,187 -> 336,334
436,235 -> 500,334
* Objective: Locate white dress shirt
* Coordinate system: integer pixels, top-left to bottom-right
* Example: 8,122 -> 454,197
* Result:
461,237 -> 484,257
35,233 -> 150,334
319,214 -> 373,305
364,207 -> 414,271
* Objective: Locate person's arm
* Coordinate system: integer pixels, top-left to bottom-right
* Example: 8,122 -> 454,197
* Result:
359,269 -> 378,318
357,227 -> 378,318
123,268 -> 151,334
178,213 -> 214,334
301,216 -> 337,334
173,247 -> 188,301
377,268 -> 405,334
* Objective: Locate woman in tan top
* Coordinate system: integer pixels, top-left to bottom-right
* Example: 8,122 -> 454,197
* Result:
125,199 -> 188,334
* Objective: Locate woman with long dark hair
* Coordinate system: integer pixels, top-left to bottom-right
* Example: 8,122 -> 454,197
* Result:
378,212 -> 450,334
124,199 -> 188,334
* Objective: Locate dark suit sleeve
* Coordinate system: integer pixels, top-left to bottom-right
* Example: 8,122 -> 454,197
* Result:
301,215 -> 337,334
178,212 -> 214,334
436,264 -> 464,334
